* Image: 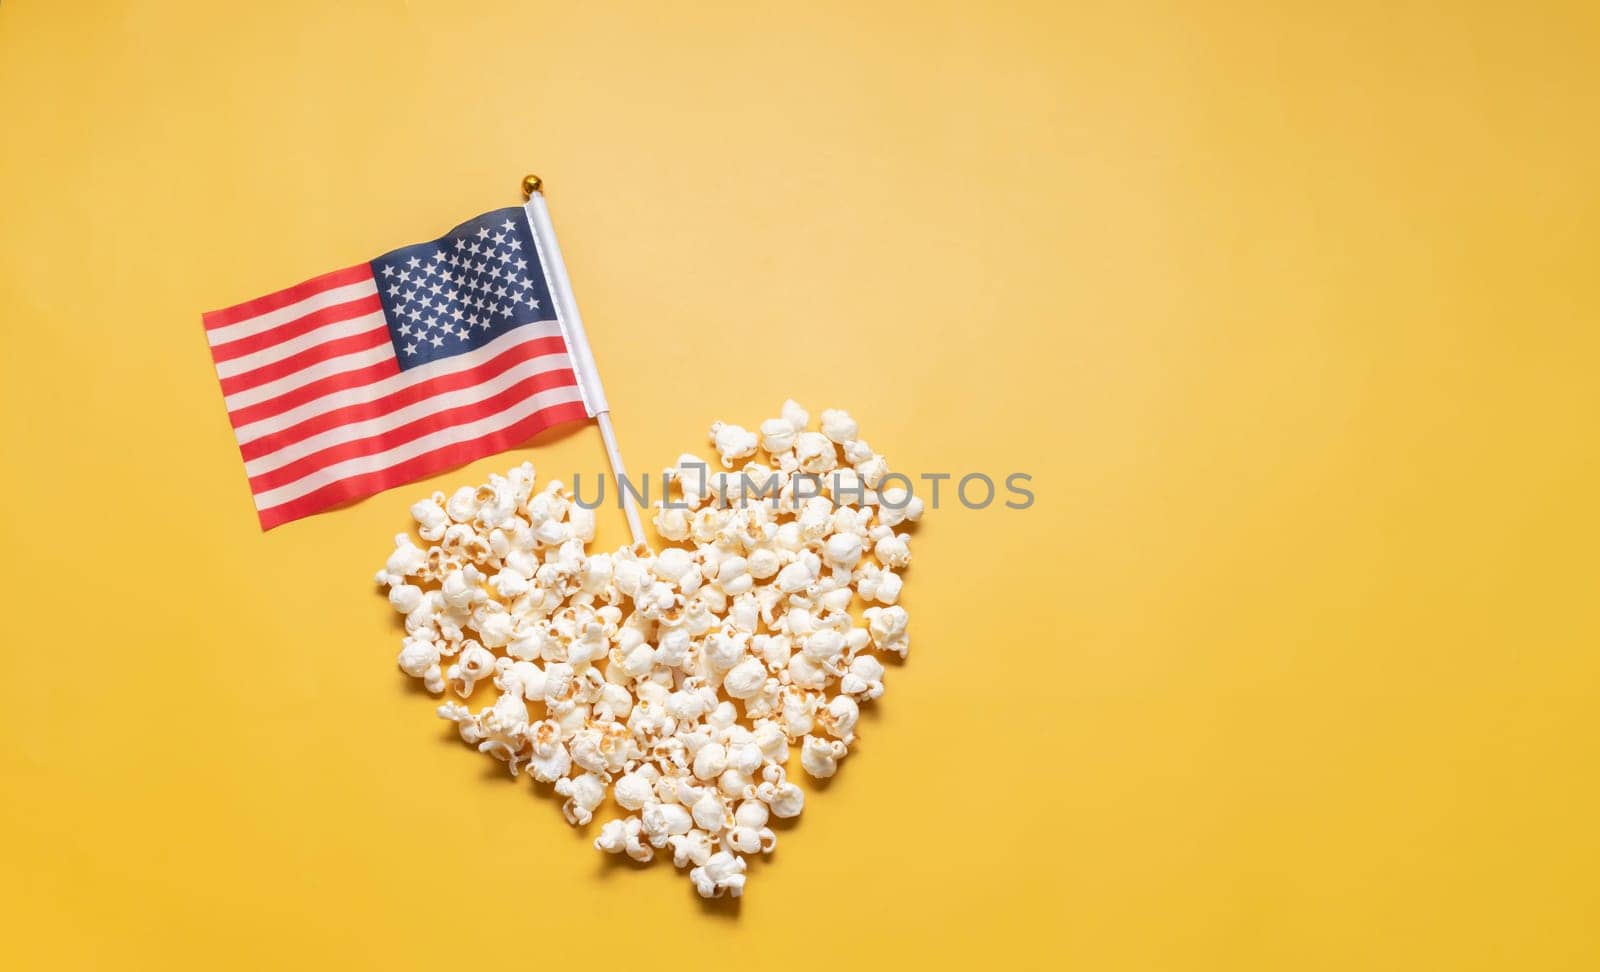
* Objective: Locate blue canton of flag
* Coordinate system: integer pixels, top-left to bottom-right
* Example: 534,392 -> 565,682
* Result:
370,207 -> 556,370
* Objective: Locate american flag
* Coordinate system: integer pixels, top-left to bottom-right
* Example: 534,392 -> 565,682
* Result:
203,203 -> 605,530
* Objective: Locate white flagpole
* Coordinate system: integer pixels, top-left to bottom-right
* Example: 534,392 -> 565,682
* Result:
594,411 -> 644,546
522,174 -> 646,549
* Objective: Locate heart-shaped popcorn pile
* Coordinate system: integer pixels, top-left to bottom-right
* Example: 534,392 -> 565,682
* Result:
374,401 -> 921,898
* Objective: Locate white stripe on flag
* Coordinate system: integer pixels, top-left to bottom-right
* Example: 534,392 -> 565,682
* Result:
214,311 -> 388,380
229,320 -> 565,441
251,385 -> 585,510
223,343 -> 395,412
206,279 -> 379,347
243,350 -> 574,477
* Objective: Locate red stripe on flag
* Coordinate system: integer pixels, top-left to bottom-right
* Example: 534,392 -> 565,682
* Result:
210,293 -> 385,363
255,400 -> 590,530
226,358 -> 403,429
218,326 -> 392,396
246,371 -> 583,492
237,337 -> 572,460
202,264 -> 373,330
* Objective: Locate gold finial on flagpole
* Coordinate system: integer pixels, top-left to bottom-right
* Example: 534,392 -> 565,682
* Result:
521,174 -> 543,198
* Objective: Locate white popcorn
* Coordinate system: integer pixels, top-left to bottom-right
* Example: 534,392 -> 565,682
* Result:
387,583 -> 424,615
841,654 -> 886,701
436,702 -> 482,744
709,422 -> 759,468
759,417 -> 797,454
689,850 -> 747,899
567,505 -> 597,543
476,610 -> 515,649
397,636 -> 439,678
734,799 -> 769,830
793,431 -> 837,474
800,735 -> 848,779
780,399 -> 809,432
382,534 -> 428,581
555,772 -> 607,826
747,547 -> 781,580
822,531 -> 864,571
714,556 -> 753,596
780,689 -> 818,737
873,531 -> 912,570
725,826 -> 764,855
692,741 -> 728,781
489,568 -> 531,600
668,829 -> 714,868
854,451 -> 888,489
819,586 -> 854,615
652,547 -> 695,585
655,507 -> 691,543
506,660 -> 547,700
772,781 -> 807,820
817,694 -> 860,744
447,644 -> 496,696
876,486 -> 924,528
722,658 -> 767,699
691,792 -> 731,832
377,400 -> 921,897
755,634 -> 791,670
440,568 -> 482,611
595,817 -> 654,862
727,740 -> 763,777
774,553 -> 820,594
864,605 -> 911,658
819,408 -> 859,444
703,631 -> 748,672
787,652 -> 829,691
445,486 -> 481,523
614,772 -> 655,811
751,721 -> 788,761
642,802 -> 694,842
410,493 -> 450,541
855,564 -> 902,605
802,628 -> 846,664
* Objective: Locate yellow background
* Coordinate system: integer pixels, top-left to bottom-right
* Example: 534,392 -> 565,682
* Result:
2,1 -> 1597,967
